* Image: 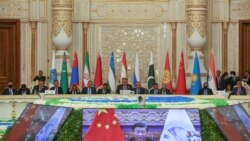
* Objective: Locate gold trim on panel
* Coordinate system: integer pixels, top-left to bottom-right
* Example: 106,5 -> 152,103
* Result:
31,21 -> 37,81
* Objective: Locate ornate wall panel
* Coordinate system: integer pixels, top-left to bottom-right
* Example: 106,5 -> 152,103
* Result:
73,0 -> 90,21
89,24 -> 170,86
36,22 -> 49,85
230,0 -> 250,22
90,2 -> 170,22
169,0 -> 186,21
211,23 -> 223,70
212,0 -> 229,21
0,0 -> 29,21
227,23 -> 239,72
30,0 -> 47,21
20,23 -> 32,85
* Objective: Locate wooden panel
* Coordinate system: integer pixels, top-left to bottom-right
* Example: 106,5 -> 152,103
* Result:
0,20 -> 20,93
239,20 -> 250,78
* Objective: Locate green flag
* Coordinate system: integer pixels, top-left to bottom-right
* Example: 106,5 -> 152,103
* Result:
60,52 -> 68,94
147,53 -> 155,90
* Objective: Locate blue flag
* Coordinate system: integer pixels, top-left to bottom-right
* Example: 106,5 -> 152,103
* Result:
49,51 -> 57,87
108,52 -> 116,93
190,52 -> 202,95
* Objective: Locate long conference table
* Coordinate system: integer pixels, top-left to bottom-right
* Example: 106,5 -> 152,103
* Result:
0,94 -> 249,119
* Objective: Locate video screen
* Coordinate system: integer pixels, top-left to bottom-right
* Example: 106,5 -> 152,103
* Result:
207,104 -> 250,141
5,104 -> 72,141
82,109 -> 202,141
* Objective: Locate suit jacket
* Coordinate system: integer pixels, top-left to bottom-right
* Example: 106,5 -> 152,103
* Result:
232,87 -> 247,95
3,88 -> 17,95
50,86 -> 63,94
220,77 -> 229,90
116,84 -> 133,94
17,88 -> 31,95
150,89 -> 162,94
32,85 -> 48,94
67,88 -> 81,94
133,87 -> 148,94
198,88 -> 213,95
82,87 -> 97,94
97,89 -> 111,94
160,88 -> 172,94
33,76 -> 46,82
128,137 -> 154,141
229,76 -> 240,88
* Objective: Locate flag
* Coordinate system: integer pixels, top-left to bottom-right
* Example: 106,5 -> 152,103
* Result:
108,52 -> 116,93
190,52 -> 202,95
94,53 -> 102,88
83,52 -> 90,87
60,52 -> 68,94
176,51 -> 187,94
84,109 -> 124,141
133,53 -> 140,87
208,52 -> 216,92
162,52 -> 173,92
49,50 -> 57,87
147,52 -> 155,90
120,52 -> 128,80
70,52 -> 79,85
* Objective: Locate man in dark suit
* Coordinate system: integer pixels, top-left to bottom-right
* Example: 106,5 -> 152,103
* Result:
116,77 -> 133,94
68,84 -> 81,94
160,83 -> 172,95
216,70 -> 223,90
150,83 -> 161,94
128,123 -> 154,141
243,71 -> 250,85
97,83 -> 110,94
32,80 -> 48,94
50,80 -> 63,94
3,81 -> 17,95
198,82 -> 213,95
133,81 -> 148,94
33,70 -> 46,82
82,80 -> 97,94
231,81 -> 247,95
17,84 -> 31,95
228,71 -> 240,88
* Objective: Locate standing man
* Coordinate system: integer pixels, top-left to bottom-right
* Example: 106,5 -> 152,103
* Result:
116,78 -> 133,94
229,71 -> 240,88
216,70 -> 223,90
50,80 -> 63,94
33,70 -> 46,82
3,81 -> 17,95
243,71 -> 250,85
198,82 -> 213,95
82,80 -> 97,94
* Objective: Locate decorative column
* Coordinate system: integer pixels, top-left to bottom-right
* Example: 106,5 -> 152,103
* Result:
186,0 -> 208,85
82,22 -> 89,64
52,0 -> 72,78
31,22 -> 37,81
171,22 -> 177,86
222,22 -> 228,72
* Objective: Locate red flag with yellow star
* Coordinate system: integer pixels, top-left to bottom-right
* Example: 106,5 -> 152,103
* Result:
162,51 -> 173,92
84,109 -> 124,141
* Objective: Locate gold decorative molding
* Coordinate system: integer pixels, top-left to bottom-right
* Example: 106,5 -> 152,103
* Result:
187,14 -> 206,38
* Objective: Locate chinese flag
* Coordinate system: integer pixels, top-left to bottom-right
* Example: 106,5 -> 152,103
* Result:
94,53 -> 103,89
84,109 -> 124,141
175,51 -> 187,94
162,52 -> 173,92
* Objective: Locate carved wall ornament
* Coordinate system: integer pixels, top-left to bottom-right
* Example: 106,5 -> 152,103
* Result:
187,14 -> 206,38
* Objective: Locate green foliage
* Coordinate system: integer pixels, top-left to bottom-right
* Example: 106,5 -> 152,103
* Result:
200,109 -> 226,141
116,104 -> 157,109
54,110 -> 82,141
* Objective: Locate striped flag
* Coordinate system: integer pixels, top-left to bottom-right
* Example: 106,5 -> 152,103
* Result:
83,52 -> 90,87
133,53 -> 140,87
70,52 -> 79,85
49,50 -> 57,87
208,52 -> 216,92
108,52 -> 116,93
120,52 -> 127,81
147,52 -> 155,90
60,52 -> 68,94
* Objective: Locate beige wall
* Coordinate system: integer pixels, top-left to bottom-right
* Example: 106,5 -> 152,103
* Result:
0,0 -> 250,88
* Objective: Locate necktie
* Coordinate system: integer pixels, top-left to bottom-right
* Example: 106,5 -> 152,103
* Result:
137,89 -> 140,94
55,88 -> 58,94
204,89 -> 207,95
237,89 -> 241,95
154,90 -> 158,94
9,89 -> 13,95
103,89 -> 106,94
88,88 -> 91,94
123,85 -> 127,90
